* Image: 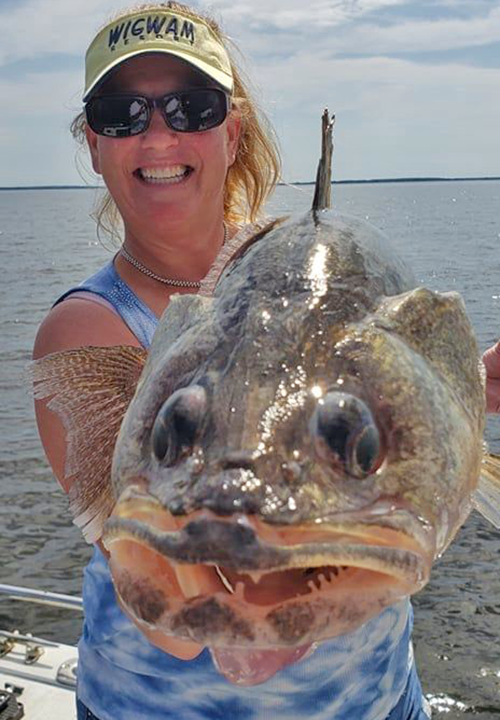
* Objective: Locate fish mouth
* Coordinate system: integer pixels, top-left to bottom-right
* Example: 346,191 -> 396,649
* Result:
102,488 -> 433,650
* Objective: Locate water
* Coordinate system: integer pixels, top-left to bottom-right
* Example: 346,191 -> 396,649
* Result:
1,181 -> 499,717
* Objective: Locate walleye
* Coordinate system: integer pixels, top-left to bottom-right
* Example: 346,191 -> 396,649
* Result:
32,114 -> 500,686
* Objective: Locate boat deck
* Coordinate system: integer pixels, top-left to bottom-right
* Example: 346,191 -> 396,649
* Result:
0,584 -> 81,719
0,634 -> 77,718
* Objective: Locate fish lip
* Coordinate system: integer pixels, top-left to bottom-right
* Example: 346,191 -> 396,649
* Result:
104,496 -> 430,646
102,500 -> 432,586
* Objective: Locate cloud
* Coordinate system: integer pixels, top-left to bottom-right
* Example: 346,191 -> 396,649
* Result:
256,53 -> 500,180
226,3 -> 500,61
260,52 -> 500,107
2,0 -> 499,185
209,0 -> 410,29
0,0 -> 127,67
337,5 -> 500,55
3,0 -> 499,72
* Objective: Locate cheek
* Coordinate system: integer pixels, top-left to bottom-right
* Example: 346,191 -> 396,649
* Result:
199,131 -> 235,177
96,139 -> 132,188
193,120 -> 234,160
97,138 -> 122,168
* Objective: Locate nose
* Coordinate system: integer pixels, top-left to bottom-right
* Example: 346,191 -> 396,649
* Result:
141,106 -> 180,147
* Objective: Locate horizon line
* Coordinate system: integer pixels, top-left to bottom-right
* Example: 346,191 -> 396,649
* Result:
1,176 -> 499,191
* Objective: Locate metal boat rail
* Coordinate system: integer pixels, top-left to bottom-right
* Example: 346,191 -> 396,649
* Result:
0,584 -> 83,612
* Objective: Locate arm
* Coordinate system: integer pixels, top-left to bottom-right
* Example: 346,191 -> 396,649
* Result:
33,297 -> 202,660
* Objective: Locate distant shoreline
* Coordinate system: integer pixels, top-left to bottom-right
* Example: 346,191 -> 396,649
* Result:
1,176 -> 499,191
291,176 -> 500,186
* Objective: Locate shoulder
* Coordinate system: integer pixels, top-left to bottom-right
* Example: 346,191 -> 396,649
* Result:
33,295 -> 141,360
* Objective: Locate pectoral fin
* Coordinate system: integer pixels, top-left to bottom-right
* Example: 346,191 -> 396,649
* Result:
30,346 -> 147,543
473,453 -> 500,529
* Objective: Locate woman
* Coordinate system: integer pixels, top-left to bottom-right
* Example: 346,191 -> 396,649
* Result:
33,3 -> 430,719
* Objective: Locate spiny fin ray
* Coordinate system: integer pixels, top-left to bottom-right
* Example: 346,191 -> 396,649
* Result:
30,346 -> 147,543
312,109 -> 335,212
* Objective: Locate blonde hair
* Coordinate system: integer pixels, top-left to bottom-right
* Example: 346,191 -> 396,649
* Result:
71,1 -> 281,243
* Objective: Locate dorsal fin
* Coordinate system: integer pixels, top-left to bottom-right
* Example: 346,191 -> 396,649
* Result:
312,109 -> 335,211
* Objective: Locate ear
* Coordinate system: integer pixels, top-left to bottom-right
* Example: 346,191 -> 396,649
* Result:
225,111 -> 241,167
85,123 -> 102,175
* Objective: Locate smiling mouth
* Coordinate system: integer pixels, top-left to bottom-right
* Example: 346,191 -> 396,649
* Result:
135,165 -> 192,184
102,490 -> 432,648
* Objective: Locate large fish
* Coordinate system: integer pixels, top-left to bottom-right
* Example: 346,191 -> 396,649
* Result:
33,115 -> 500,686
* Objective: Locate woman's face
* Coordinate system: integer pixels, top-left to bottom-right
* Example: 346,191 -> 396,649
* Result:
86,55 -> 240,240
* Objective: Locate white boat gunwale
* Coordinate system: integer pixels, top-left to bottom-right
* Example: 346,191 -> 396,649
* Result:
0,584 -> 82,720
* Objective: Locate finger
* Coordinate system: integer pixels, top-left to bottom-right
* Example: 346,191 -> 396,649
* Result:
482,342 -> 500,379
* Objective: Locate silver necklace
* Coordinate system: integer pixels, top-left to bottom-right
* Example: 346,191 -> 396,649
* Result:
120,224 -> 228,289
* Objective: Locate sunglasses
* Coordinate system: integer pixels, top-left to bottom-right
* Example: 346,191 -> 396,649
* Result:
85,88 -> 230,138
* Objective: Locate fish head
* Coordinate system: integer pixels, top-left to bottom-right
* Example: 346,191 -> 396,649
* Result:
103,211 -> 485,681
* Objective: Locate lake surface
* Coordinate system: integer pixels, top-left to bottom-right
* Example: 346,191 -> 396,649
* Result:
0,181 -> 499,717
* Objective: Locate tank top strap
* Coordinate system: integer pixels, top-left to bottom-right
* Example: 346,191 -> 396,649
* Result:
54,260 -> 158,349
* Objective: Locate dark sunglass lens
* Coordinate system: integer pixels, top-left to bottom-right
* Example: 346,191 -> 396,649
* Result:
87,96 -> 149,137
163,90 -> 227,132
164,95 -> 190,132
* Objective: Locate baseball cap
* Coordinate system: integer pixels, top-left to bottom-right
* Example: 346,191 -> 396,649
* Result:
84,8 -> 234,102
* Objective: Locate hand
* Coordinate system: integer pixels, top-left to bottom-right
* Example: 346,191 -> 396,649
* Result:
482,341 -> 500,413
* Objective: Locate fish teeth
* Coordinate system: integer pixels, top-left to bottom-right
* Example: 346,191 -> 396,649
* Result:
307,579 -> 320,595
214,565 -> 235,594
317,573 -> 329,590
301,566 -> 345,583
246,570 -> 267,584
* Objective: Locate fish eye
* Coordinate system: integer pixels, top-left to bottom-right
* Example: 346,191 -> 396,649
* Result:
151,385 -> 206,466
311,392 -> 381,479
348,424 -> 381,478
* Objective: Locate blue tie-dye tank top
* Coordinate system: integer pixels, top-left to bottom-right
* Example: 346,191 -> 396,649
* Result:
60,259 -> 424,720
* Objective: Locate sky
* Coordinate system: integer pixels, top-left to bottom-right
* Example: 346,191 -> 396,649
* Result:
0,0 -> 499,185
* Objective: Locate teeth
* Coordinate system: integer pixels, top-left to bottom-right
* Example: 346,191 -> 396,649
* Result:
307,579 -> 320,594
172,563 -> 351,601
139,165 -> 189,183
214,565 -> 235,594
302,566 -> 344,580
317,573 -> 328,589
246,570 -> 267,584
